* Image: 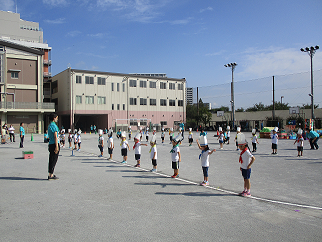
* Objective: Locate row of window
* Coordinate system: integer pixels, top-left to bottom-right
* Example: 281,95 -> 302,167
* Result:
75,96 -> 184,107
76,76 -> 184,90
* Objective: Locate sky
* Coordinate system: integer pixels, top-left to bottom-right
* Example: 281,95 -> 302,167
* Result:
1,0 -> 322,109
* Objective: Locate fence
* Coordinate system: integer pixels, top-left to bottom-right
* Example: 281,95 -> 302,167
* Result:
0,102 -> 55,110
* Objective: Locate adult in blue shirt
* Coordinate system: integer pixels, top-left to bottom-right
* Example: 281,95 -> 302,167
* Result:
306,128 -> 319,150
19,122 -> 25,148
179,120 -> 185,140
48,113 -> 60,180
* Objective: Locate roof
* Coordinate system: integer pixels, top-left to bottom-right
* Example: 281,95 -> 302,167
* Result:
0,39 -> 44,55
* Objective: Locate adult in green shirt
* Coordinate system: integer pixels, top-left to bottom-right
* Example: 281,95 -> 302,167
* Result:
48,113 -> 60,180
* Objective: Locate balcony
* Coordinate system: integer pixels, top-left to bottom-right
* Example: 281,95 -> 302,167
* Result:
0,102 -> 55,110
43,59 -> 52,65
44,72 -> 52,77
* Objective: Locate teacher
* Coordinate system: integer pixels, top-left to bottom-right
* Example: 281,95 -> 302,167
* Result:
48,113 -> 60,180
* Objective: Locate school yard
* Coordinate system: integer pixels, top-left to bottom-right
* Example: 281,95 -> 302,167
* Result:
1,132 -> 322,241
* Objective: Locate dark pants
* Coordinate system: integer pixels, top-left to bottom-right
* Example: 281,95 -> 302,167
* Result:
310,137 -> 319,149
20,135 -> 24,148
9,133 -> 15,142
48,144 -> 60,174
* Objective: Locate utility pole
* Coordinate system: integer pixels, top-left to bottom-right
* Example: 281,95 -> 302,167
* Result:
272,76 -> 275,120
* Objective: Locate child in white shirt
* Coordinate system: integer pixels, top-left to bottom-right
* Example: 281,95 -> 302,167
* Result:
133,134 -> 147,167
196,139 -> 216,186
294,132 -> 304,157
251,130 -> 259,152
108,131 -> 114,160
77,131 -> 81,151
150,137 -> 157,172
121,132 -> 130,163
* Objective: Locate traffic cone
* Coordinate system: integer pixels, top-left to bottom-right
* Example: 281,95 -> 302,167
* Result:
31,133 -> 34,141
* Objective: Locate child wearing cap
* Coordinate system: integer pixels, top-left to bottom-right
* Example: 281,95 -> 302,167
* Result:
169,128 -> 174,144
77,131 -> 82,151
226,126 -> 231,144
196,136 -> 216,186
146,127 -> 149,142
60,129 -> 66,148
237,133 -> 255,197
217,128 -> 224,149
128,126 -> 132,140
170,134 -> 182,178
161,128 -> 165,143
73,130 -> 78,150
68,129 -> 73,148
120,132 -> 130,163
188,128 -> 193,146
133,133 -> 148,167
294,129 -> 304,157
235,127 -> 241,151
107,129 -> 114,160
150,135 -> 157,172
251,129 -> 259,152
271,127 -> 278,155
98,130 -> 104,157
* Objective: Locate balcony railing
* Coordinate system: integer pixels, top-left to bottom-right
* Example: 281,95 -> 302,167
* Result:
0,102 -> 55,110
44,72 -> 52,77
43,59 -> 52,65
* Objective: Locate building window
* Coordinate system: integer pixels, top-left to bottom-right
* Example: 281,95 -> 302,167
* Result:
178,100 -> 184,106
130,98 -> 137,105
76,76 -> 82,84
111,83 -> 114,91
97,96 -> 106,104
140,98 -> 147,105
150,98 -> 156,106
76,95 -> 82,104
178,83 -> 183,90
160,82 -> 166,89
140,80 -> 147,88
85,96 -> 94,104
117,83 -> 120,92
130,79 -> 137,87
149,81 -> 156,88
85,76 -> 94,84
123,104 -> 125,110
140,119 -> 147,126
112,104 -> 114,110
160,99 -> 167,106
169,83 -> 175,90
160,121 -> 167,126
169,99 -> 175,106
123,83 -> 125,92
117,104 -> 120,110
11,72 -> 19,79
97,77 -> 106,85
130,119 -> 138,126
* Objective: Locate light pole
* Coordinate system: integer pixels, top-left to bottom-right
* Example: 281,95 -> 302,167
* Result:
281,96 -> 284,104
224,62 -> 237,130
300,45 -> 319,125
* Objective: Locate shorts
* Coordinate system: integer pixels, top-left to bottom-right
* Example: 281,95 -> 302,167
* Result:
241,168 -> 251,179
202,166 -> 209,177
189,138 -> 193,143
226,137 -> 230,141
170,136 -> 173,141
297,146 -> 303,152
121,148 -> 127,157
74,142 -> 77,145
236,142 -> 238,147
172,161 -> 179,170
219,140 -> 224,144
161,137 -> 164,141
98,145 -> 103,152
108,148 -> 113,154
135,154 -> 141,161
152,159 -> 157,166
68,138 -> 72,142
272,143 -> 277,149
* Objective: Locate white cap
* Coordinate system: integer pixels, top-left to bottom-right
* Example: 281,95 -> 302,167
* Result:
68,129 -> 71,133
146,127 -> 149,131
170,128 -> 173,131
108,129 -> 113,136
129,126 -> 131,129
173,133 -> 183,143
121,131 -> 126,137
134,133 -> 141,140
298,128 -> 303,135
189,128 -> 192,131
162,128 -> 165,131
61,129 -> 65,133
139,126 -> 142,130
252,129 -> 256,134
98,129 -> 103,135
273,127 -> 278,132
74,129 -> 77,133
237,127 -> 241,132
219,127 -> 222,132
150,135 -> 157,143
77,131 -> 81,135
237,133 -> 247,145
227,126 -> 230,130
198,135 -> 208,146
153,127 -> 156,131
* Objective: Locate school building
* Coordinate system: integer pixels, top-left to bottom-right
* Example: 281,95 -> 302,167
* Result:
51,68 -> 186,132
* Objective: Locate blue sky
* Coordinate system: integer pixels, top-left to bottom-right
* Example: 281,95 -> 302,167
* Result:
1,0 -> 322,108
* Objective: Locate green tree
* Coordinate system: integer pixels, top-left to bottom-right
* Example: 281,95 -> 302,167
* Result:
302,103 -> 319,109
246,102 -> 266,112
236,107 -> 245,112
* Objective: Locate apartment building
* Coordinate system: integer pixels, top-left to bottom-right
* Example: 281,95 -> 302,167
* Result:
0,40 -> 55,133
186,87 -> 193,105
52,68 -> 186,131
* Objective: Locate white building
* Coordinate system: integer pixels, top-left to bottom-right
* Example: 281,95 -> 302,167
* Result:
52,68 -> 186,131
185,87 -> 193,105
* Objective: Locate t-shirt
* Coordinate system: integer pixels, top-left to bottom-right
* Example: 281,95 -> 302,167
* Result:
161,132 -> 165,138
240,148 -> 253,170
74,134 -> 78,142
8,127 -> 15,134
134,142 -> 141,154
200,150 -> 210,167
60,133 -> 65,141
188,132 -> 193,139
307,131 -> 319,139
98,136 -> 104,145
219,133 -> 224,142
77,135 -> 81,143
271,133 -> 278,144
227,131 -> 230,138
48,121 -> 59,145
19,126 -> 25,136
171,146 -> 180,162
296,137 -> 304,147
150,146 -> 157,159
121,140 -> 128,149
252,135 -> 257,143
108,137 -> 113,148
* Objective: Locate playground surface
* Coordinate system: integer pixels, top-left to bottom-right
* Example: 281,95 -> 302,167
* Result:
1,131 -> 322,241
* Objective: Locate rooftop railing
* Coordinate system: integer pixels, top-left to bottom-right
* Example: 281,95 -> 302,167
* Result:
0,102 -> 55,110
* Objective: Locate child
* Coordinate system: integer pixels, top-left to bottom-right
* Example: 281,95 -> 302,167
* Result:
44,130 -> 49,143
161,128 -> 165,143
128,126 -> 132,140
169,128 -> 174,144
235,127 -> 241,151
77,130 -> 81,151
226,126 -> 230,144
60,129 -> 65,148
98,129 -> 104,157
73,130 -> 78,150
170,134 -> 182,178
68,129 -> 73,148
271,127 -> 278,155
139,127 -> 143,141
107,129 -> 114,160
188,128 -> 193,146
120,131 -> 130,163
200,129 -> 207,137
153,127 -> 156,136
251,129 -> 259,152
196,136 -> 216,186
133,133 -> 148,167
217,127 -> 224,149
294,129 -> 304,157
146,127 -> 149,142
150,135 -> 157,172
237,133 -> 255,197
116,129 -> 122,139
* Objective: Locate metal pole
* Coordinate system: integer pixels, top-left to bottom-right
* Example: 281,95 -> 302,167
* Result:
272,76 -> 275,120
231,66 -> 235,130
310,52 -> 314,121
